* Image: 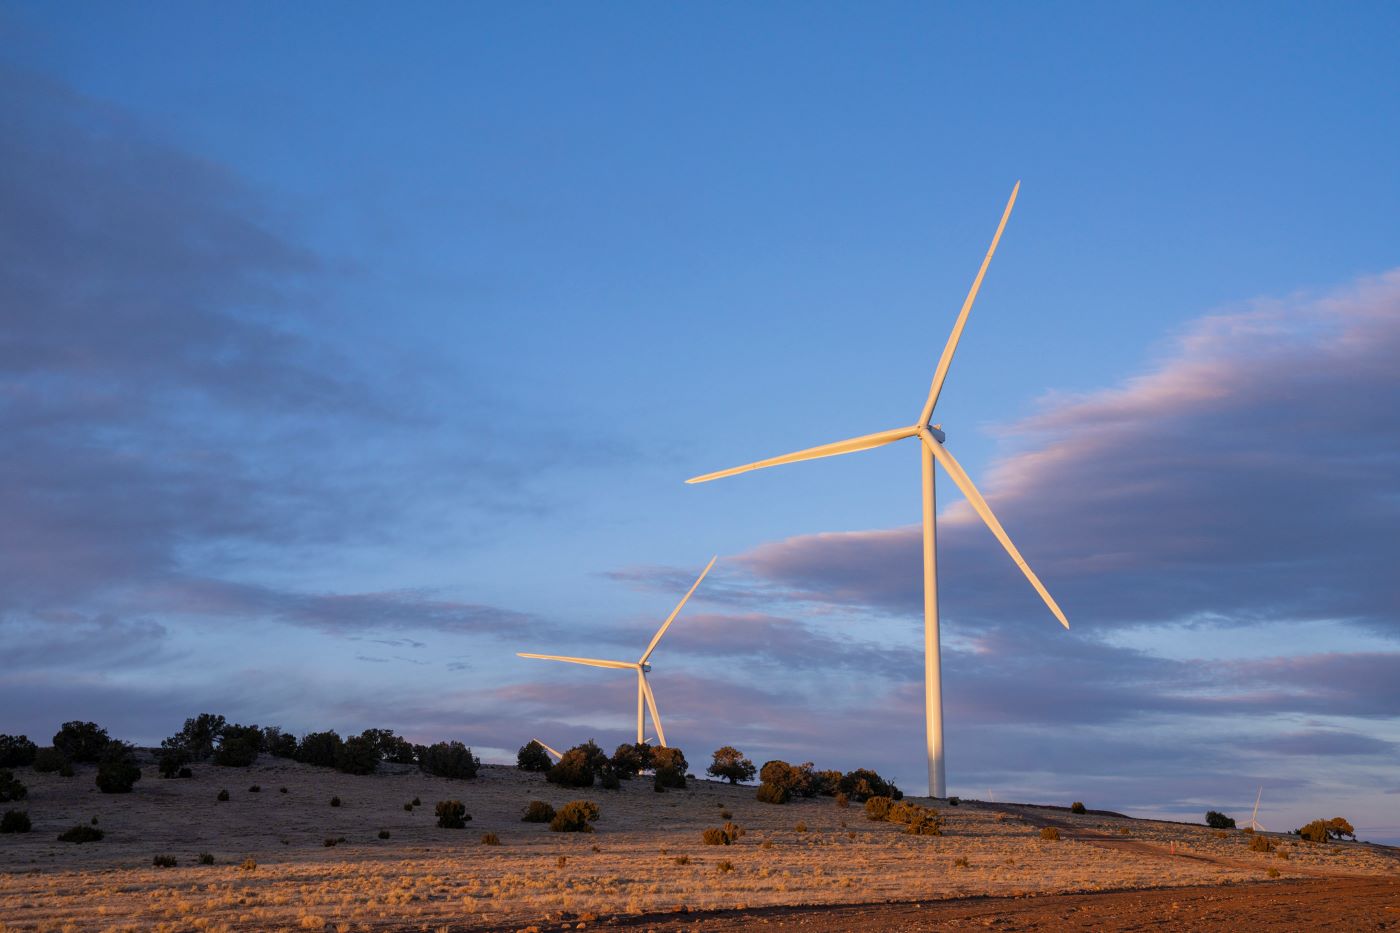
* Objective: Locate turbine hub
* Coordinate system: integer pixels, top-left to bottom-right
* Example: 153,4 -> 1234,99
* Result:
640,662 -> 652,673
928,425 -> 946,444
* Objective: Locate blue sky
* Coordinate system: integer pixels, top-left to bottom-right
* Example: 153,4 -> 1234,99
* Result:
2,3 -> 1398,841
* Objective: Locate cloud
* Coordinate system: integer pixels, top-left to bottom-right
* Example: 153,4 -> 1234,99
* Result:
732,271 -> 1400,636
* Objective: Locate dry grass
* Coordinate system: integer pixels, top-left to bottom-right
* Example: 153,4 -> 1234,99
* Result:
1,758 -> 1396,932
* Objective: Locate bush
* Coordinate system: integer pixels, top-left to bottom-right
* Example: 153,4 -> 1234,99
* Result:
94,744 -> 141,794
1250,834 -> 1275,852
153,855 -> 177,868
1039,826 -> 1060,841
403,802 -> 414,811
360,728 -> 416,764
0,769 -> 27,803
417,741 -> 480,780
599,769 -> 621,790
756,781 -> 791,805
0,735 -> 38,768
522,800 -> 556,823
1,809 -> 31,833
335,736 -> 380,775
262,726 -> 299,759
948,796 -> 961,806
517,740 -> 552,772
198,852 -> 215,865
716,859 -> 735,873
330,796 -> 341,807
1206,810 -> 1236,829
158,748 -> 191,779
239,857 -> 256,871
548,749 -> 596,789
549,800 -> 600,833
651,747 -> 688,789
178,767 -> 192,779
162,714 -> 226,762
435,800 -> 469,828
58,824 -> 104,843
32,747 -> 69,773
609,742 -> 652,779
296,731 -> 344,768
217,789 -> 230,801
707,746 -> 757,785
1295,817 -> 1355,843
838,768 -> 900,802
864,796 -> 892,821
834,792 -> 849,809
378,830 -> 390,839
481,832 -> 501,845
1070,801 -> 1086,814
248,785 -> 261,793
53,721 -> 111,763
212,723 -> 262,768
901,805 -> 945,836
703,822 -> 744,845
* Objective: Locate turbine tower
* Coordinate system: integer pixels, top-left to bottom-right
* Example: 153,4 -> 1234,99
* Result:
518,556 -> 716,748
686,184 -> 1067,798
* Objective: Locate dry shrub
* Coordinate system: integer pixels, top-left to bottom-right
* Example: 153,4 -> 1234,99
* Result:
1249,835 -> 1275,853
755,782 -> 790,805
1266,866 -> 1281,878
152,855 -> 177,868
197,853 -> 215,865
953,855 -> 969,868
835,792 -> 849,809
521,800 -> 556,823
760,839 -> 774,850
703,822 -> 744,845
794,821 -> 808,833
1214,830 -> 1228,838
720,809 -> 733,820
904,807 -> 944,836
1277,849 -> 1290,860
550,800 -> 600,833
673,854 -> 690,865
864,796 -> 892,821
557,855 -> 568,868
716,859 -> 735,874
1118,827 -> 1131,835
1070,801 -> 1086,814
1039,826 -> 1060,841
481,832 -> 501,846
239,857 -> 257,871
58,824 -> 103,843
1242,826 -> 1255,835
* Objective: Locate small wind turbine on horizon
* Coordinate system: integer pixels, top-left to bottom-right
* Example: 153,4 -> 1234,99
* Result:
517,556 -> 717,748
686,183 -> 1069,799
1248,786 -> 1266,832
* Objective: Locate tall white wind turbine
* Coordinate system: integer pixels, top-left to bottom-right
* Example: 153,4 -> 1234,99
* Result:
686,183 -> 1068,798
518,556 -> 717,748
1248,786 -> 1266,832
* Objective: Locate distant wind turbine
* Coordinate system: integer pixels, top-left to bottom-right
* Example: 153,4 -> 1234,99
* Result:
686,183 -> 1069,798
1248,787 -> 1266,832
518,556 -> 717,748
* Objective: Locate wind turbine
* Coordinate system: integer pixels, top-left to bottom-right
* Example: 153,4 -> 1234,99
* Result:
686,183 -> 1068,798
532,739 -> 563,762
1247,787 -> 1266,832
518,556 -> 717,748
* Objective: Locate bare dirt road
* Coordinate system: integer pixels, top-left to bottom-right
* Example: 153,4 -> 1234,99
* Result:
587,875 -> 1400,931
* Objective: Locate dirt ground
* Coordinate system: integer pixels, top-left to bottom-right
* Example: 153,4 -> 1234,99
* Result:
2,755 -> 1397,931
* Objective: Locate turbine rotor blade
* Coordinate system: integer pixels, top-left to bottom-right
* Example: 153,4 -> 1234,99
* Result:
534,739 -> 563,761
919,431 -> 1069,629
516,653 -> 639,671
919,182 -> 1020,424
687,426 -> 917,484
641,675 -> 667,748
639,555 -> 717,663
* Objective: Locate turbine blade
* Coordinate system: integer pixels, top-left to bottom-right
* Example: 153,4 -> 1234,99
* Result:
919,182 -> 1020,424
642,675 -> 667,748
921,433 -> 1069,629
687,426 -> 916,484
639,555 -> 717,663
516,653 -> 638,671
534,739 -> 563,761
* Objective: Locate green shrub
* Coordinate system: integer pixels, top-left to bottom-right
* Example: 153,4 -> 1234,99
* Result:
1070,801 -> 1086,814
295,731 -> 344,768
600,769 -> 621,790
1206,810 -> 1236,829
58,824 -> 104,843
32,747 -> 69,773
707,746 -> 756,785
359,729 -> 416,764
522,800 -> 556,823
547,749 -> 596,789
651,747 -> 688,789
162,714 -> 226,762
1,809 -> 31,833
378,830 -> 390,839
0,735 -> 38,768
838,768 -> 900,802
864,796 -> 892,821
756,781 -> 791,805
609,742 -> 652,779
549,800 -> 600,833
435,800 -> 469,828
198,852 -> 215,865
517,740 -> 553,773
94,744 -> 141,794
153,855 -> 177,868
417,741 -> 480,780
1039,826 -> 1060,841
481,832 -> 501,845
248,785 -> 260,793
335,736 -> 380,775
212,724 -> 262,768
412,796 -> 421,806
158,748 -> 191,778
217,789 -> 230,801
0,769 -> 26,803
947,796 -> 961,806
53,721 -> 111,763
330,796 -> 341,808
262,726 -> 299,759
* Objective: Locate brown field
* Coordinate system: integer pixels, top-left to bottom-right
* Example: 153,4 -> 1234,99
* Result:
2,755 -> 1397,931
